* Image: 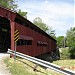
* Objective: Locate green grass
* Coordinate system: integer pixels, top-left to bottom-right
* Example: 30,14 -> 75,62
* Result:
4,58 -> 75,75
53,59 -> 75,70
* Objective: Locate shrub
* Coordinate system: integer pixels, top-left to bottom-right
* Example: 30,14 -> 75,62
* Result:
69,46 -> 75,59
60,47 -> 70,59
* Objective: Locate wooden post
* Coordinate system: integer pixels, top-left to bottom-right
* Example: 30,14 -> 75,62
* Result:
33,64 -> 38,71
14,42 -> 16,61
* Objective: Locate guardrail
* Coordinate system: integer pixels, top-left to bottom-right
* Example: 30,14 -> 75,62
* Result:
8,49 -> 75,75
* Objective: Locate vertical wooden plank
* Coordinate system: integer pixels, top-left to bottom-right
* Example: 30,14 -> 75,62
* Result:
10,22 -> 15,50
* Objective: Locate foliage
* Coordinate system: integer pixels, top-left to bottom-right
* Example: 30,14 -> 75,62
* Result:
59,47 -> 70,59
0,0 -> 27,17
0,0 -> 18,10
18,9 -> 27,18
66,27 -> 75,58
33,17 -> 49,32
56,36 -> 64,47
47,27 -> 56,39
33,17 -> 56,39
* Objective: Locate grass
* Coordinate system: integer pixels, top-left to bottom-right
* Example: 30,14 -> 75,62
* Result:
4,47 -> 75,75
53,59 -> 75,70
4,58 -> 66,75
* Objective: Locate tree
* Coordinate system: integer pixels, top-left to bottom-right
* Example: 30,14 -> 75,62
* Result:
0,0 -> 18,10
33,17 -> 48,32
47,28 -> 56,39
56,36 -> 64,47
33,17 -> 56,39
18,9 -> 27,18
66,27 -> 75,58
0,0 -> 27,17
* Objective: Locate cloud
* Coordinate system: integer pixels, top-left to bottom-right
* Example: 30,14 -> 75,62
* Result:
44,0 -> 49,4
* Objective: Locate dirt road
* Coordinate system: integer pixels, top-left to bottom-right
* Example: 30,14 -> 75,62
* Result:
0,53 -> 11,75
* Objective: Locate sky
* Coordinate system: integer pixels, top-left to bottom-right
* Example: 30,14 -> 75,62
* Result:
15,0 -> 74,37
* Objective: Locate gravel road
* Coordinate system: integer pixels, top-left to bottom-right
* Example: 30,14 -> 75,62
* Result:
0,53 -> 12,75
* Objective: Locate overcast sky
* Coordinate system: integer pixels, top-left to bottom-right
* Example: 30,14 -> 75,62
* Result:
16,0 -> 74,37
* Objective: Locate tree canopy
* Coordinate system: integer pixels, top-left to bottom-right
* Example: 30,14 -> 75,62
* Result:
0,0 -> 18,10
33,17 -> 49,32
66,27 -> 75,58
47,29 -> 56,39
33,17 -> 56,39
0,0 -> 27,17
18,9 -> 27,18
56,36 -> 64,47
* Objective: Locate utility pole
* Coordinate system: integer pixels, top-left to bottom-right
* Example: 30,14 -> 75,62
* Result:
64,37 -> 65,48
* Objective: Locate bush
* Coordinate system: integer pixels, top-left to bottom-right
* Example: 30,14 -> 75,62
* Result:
69,46 -> 75,59
60,47 -> 70,59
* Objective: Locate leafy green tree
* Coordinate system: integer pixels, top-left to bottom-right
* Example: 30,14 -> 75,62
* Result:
0,0 -> 28,17
33,17 -> 56,39
33,17 -> 49,32
66,27 -> 75,58
56,36 -> 64,47
18,9 -> 27,18
0,0 -> 18,10
47,29 -> 56,39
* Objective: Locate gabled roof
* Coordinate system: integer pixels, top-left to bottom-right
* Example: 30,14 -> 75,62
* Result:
0,5 -> 57,42
0,5 -> 16,13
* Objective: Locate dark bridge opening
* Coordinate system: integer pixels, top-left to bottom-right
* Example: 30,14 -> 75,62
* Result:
0,16 -> 11,53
